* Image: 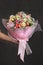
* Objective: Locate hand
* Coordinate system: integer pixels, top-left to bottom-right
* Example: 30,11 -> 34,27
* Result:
0,31 -> 19,44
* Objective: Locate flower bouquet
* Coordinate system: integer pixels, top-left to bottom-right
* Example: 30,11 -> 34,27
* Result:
2,11 -> 42,62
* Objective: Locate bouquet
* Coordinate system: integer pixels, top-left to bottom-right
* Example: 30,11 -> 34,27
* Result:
2,11 -> 42,62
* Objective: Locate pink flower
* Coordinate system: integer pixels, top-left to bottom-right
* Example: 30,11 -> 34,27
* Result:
7,22 -> 14,28
26,15 -> 31,18
16,20 -> 19,23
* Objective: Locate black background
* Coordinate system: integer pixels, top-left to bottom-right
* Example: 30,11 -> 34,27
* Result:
0,0 -> 43,65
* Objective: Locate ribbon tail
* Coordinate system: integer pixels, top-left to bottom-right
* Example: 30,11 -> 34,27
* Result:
18,40 -> 27,62
26,43 -> 32,55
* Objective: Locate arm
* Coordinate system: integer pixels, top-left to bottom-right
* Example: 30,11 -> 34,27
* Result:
0,31 -> 18,44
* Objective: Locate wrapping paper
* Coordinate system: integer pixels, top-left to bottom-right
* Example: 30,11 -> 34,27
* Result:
2,18 -> 42,62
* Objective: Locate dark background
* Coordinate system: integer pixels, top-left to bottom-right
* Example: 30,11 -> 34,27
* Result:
0,0 -> 43,65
